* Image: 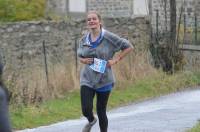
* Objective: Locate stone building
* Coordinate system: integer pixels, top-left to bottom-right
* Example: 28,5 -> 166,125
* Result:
46,0 -> 134,18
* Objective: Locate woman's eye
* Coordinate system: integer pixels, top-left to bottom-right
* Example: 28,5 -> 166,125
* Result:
87,18 -> 91,21
92,18 -> 97,20
87,17 -> 97,21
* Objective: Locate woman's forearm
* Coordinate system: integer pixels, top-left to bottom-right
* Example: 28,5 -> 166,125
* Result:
117,47 -> 133,61
79,57 -> 94,64
108,47 -> 133,66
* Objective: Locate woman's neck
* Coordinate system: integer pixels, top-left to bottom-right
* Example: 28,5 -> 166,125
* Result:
90,28 -> 101,41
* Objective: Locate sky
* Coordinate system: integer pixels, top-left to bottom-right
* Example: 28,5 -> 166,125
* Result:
134,0 -> 148,15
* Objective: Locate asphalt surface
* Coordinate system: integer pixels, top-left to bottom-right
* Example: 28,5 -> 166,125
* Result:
17,88 -> 200,132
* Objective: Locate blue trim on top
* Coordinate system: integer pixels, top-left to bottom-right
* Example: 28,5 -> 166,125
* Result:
85,28 -> 105,48
96,83 -> 113,92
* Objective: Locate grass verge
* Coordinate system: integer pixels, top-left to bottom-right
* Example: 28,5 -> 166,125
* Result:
11,71 -> 200,130
188,122 -> 200,132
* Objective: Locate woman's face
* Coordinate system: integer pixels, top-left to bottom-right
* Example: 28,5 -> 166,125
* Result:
87,13 -> 101,30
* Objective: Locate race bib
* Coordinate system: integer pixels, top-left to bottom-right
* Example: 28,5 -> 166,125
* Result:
89,58 -> 107,73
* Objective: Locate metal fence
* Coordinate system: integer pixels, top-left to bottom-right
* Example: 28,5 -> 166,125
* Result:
149,1 -> 200,72
151,8 -> 200,46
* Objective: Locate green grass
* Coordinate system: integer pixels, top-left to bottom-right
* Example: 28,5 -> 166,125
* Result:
11,71 -> 200,131
0,0 -> 46,22
188,122 -> 200,132
11,91 -> 82,129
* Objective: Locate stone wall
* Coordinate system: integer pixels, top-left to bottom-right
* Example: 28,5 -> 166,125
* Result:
0,20 -> 84,70
180,45 -> 200,70
1,17 -> 198,72
0,17 -> 149,71
183,50 -> 200,71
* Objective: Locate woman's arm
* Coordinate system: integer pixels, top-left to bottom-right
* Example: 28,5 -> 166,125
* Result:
107,47 -> 133,67
79,57 -> 94,65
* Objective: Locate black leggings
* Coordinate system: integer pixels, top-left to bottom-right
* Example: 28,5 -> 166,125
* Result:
81,85 -> 110,132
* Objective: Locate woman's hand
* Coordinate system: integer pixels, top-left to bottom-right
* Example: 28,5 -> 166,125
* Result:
107,47 -> 133,67
107,56 -> 121,67
79,58 -> 94,64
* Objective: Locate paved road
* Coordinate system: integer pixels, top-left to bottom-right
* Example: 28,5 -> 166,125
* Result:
18,88 -> 200,132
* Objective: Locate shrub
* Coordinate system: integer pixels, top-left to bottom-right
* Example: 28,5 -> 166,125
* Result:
0,0 -> 46,22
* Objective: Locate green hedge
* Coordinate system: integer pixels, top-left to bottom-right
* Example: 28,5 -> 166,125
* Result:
0,0 -> 45,22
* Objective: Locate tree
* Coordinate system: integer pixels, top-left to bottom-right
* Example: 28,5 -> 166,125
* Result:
169,0 -> 177,73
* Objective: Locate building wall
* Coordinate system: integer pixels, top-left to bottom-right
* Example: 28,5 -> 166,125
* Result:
87,0 -> 134,17
47,0 -> 67,15
46,0 -> 134,18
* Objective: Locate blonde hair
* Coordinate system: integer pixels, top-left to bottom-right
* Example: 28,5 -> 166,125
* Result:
87,11 -> 102,21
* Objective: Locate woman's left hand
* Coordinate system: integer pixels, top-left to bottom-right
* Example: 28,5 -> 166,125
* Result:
107,57 -> 120,67
107,47 -> 133,67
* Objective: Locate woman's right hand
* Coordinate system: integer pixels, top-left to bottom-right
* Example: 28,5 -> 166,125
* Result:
79,58 -> 94,64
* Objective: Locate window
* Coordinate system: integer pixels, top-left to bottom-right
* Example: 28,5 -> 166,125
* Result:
69,0 -> 86,12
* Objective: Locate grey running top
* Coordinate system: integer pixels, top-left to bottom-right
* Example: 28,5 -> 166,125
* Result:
77,29 -> 133,90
